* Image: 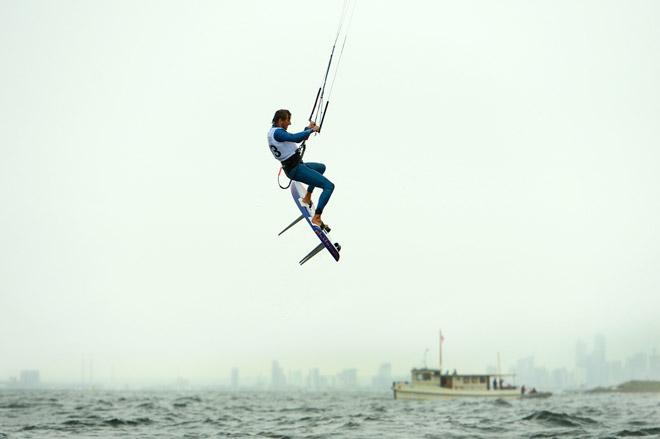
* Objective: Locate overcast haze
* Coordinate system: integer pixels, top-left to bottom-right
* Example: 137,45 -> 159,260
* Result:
1,0 -> 659,383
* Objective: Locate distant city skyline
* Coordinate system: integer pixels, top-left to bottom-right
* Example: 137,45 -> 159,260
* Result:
3,334 -> 659,391
512,335 -> 660,390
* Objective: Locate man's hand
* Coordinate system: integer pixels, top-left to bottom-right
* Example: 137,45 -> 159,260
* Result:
307,121 -> 320,132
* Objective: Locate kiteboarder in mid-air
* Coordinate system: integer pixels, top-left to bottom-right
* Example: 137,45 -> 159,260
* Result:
269,1 -> 355,265
268,109 -> 334,231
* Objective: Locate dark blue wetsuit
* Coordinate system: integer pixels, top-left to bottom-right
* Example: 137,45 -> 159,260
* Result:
274,128 -> 335,215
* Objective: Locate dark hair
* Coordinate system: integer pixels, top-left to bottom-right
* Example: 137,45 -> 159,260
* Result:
272,109 -> 291,125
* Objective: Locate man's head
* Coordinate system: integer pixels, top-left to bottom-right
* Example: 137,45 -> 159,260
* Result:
272,109 -> 291,129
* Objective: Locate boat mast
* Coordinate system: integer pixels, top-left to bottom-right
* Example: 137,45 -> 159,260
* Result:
438,330 -> 444,372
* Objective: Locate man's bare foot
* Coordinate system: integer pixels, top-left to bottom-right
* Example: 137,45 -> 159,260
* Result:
301,192 -> 313,207
312,214 -> 330,232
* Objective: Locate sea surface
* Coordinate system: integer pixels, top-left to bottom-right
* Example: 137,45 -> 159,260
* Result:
1,389 -> 659,438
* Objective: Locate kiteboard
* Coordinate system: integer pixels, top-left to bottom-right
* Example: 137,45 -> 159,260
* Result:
278,181 -> 341,265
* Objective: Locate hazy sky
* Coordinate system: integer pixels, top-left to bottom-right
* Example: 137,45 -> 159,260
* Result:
1,0 -> 659,383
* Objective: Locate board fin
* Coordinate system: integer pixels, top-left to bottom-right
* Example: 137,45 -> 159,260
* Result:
299,242 -> 326,265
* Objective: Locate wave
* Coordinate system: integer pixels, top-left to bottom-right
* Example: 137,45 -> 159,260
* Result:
62,419 -> 96,427
95,399 -> 113,406
492,398 -> 513,407
530,432 -> 583,438
103,417 -> 153,427
341,421 -> 361,429
277,406 -> 325,413
172,395 -> 203,408
523,410 -> 597,427
20,426 -> 38,431
174,395 -> 202,403
615,427 -> 660,437
230,405 -> 254,412
0,402 -> 31,409
256,431 -> 292,439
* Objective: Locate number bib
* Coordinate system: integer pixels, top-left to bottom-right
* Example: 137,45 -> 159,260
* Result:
267,127 -> 299,162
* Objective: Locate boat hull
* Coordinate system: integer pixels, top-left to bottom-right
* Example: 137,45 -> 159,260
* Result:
393,382 -> 520,400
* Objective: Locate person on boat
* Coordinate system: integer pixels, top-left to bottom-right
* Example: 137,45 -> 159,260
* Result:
268,109 -> 335,230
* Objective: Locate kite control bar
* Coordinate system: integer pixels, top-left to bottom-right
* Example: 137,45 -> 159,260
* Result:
289,1 -> 355,165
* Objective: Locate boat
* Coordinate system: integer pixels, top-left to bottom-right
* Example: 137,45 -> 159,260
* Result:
392,368 -> 520,400
392,331 -> 531,400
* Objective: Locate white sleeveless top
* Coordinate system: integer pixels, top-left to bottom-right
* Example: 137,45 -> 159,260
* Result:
267,127 -> 298,162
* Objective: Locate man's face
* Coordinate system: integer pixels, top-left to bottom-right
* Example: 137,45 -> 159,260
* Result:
280,116 -> 291,130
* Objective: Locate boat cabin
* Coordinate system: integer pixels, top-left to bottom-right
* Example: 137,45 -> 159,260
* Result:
410,368 -> 516,391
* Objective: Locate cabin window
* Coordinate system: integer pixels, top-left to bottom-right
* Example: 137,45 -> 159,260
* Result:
480,377 -> 486,383
471,377 -> 478,383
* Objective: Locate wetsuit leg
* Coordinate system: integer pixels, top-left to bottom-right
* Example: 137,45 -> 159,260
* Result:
288,163 -> 334,215
300,162 -> 326,193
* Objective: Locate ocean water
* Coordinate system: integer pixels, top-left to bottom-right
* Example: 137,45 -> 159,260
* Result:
1,389 -> 659,438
